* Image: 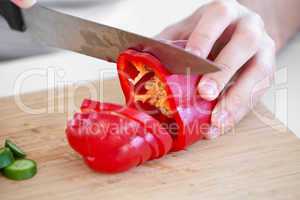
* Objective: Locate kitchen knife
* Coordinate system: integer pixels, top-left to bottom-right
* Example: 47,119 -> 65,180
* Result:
0,2 -> 221,75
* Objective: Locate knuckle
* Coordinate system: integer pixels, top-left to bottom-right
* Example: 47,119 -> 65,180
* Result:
237,22 -> 263,46
215,61 -> 233,75
208,0 -> 236,19
250,13 -> 265,28
246,23 -> 262,38
239,14 -> 265,37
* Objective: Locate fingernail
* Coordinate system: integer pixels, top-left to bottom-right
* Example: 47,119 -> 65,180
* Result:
171,40 -> 187,48
186,48 -> 203,57
204,126 -> 221,140
157,39 -> 172,44
198,78 -> 219,100
159,40 -> 187,49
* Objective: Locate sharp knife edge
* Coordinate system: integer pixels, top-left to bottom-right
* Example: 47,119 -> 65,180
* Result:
22,4 -> 220,75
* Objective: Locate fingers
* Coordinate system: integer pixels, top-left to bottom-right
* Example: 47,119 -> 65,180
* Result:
205,35 -> 275,139
185,0 -> 239,58
155,0 -> 276,140
11,0 -> 36,8
198,13 -> 265,100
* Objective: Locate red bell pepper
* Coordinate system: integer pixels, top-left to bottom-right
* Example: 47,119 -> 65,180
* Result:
66,49 -> 217,173
117,49 -> 217,150
66,99 -> 173,173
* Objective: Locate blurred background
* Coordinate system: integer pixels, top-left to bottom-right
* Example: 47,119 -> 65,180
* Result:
0,0 -> 299,136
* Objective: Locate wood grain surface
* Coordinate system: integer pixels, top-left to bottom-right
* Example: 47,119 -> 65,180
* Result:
0,79 -> 300,200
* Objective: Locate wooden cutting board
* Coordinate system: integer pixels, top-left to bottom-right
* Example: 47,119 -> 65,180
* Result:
1,79 -> 300,200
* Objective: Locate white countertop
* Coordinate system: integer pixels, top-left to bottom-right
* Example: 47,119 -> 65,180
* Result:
0,0 -> 299,136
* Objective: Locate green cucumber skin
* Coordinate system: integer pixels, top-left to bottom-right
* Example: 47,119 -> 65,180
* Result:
5,139 -> 27,159
3,159 -> 37,181
0,148 -> 14,169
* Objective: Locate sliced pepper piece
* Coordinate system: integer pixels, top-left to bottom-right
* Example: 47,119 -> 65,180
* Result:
66,100 -> 172,173
80,99 -> 172,156
117,49 -> 217,150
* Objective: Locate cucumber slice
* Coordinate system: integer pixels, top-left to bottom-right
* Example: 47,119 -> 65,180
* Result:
0,147 -> 14,169
3,159 -> 37,181
5,139 -> 26,158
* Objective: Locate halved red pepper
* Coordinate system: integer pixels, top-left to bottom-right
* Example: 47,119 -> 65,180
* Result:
117,49 -> 217,150
66,49 -> 217,173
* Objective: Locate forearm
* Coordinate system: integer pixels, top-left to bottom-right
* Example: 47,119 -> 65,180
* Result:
239,0 -> 300,51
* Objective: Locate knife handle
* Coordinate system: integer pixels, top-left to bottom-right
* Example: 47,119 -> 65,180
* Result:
0,0 -> 26,31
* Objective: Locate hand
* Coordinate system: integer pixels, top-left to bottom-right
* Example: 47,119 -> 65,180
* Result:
11,0 -> 36,8
157,0 -> 276,139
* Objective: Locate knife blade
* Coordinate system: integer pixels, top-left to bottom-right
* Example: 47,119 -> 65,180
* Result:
20,4 -> 220,75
